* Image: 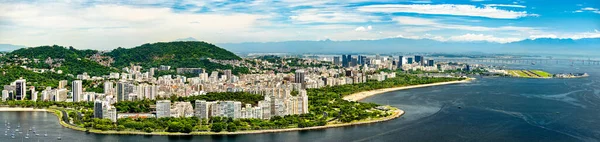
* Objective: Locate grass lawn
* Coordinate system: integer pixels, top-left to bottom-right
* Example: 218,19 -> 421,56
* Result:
531,70 -> 553,77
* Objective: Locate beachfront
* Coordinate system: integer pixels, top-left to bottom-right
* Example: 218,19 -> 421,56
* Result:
343,78 -> 474,102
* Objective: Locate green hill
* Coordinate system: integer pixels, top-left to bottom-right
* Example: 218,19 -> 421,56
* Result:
6,45 -> 117,76
105,41 -> 247,74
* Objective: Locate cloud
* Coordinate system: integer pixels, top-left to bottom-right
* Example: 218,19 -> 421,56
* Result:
529,34 -> 558,39
289,8 -> 379,23
354,25 -> 373,32
577,7 -> 600,14
484,4 -> 526,8
529,30 -> 600,40
0,2 -> 268,49
447,34 -> 521,43
392,16 -> 537,32
358,4 -> 536,19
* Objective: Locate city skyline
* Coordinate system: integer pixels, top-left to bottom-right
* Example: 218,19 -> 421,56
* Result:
1,0 -> 599,50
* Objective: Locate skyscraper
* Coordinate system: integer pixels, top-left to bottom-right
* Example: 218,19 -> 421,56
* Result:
156,100 -> 171,118
94,100 -> 104,118
360,56 -> 367,65
194,100 -> 210,119
295,70 -> 305,84
347,55 -> 353,67
341,55 -> 348,67
415,56 -> 424,65
224,69 -> 232,81
408,57 -> 414,64
72,80 -> 82,102
104,81 -> 113,95
398,56 -> 404,68
333,56 -> 340,66
15,79 -> 25,100
428,59 -> 435,66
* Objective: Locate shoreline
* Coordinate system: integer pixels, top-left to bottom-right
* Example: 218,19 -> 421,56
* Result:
0,107 -> 404,136
343,78 -> 474,102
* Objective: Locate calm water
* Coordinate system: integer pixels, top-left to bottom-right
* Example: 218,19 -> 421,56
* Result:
1,63 -> 599,142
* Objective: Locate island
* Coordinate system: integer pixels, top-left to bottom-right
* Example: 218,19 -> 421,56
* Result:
0,41 -> 468,135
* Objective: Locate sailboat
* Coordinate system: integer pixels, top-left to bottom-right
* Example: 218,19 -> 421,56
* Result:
44,131 -> 48,137
57,132 -> 62,140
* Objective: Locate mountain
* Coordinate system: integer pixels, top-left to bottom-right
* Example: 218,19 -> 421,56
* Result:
217,38 -> 600,55
105,41 -> 248,74
0,44 -> 26,52
7,45 -> 117,76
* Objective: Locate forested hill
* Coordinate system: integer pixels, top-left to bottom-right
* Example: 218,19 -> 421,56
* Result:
6,45 -> 116,76
105,41 -> 241,68
9,45 -> 97,59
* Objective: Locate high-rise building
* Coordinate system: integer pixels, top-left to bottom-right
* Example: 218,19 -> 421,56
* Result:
104,81 -> 113,95
116,82 -> 134,102
94,100 -> 104,118
72,80 -> 82,102
224,69 -> 232,81
30,86 -> 37,101
333,56 -> 340,66
295,70 -> 305,84
15,79 -> 25,100
360,56 -> 367,65
408,57 -> 414,64
415,56 -> 424,65
156,100 -> 171,118
194,100 -> 210,119
398,56 -> 404,68
341,55 -> 348,67
428,59 -> 435,66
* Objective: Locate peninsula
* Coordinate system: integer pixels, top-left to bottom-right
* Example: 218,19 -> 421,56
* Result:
0,41 -> 466,135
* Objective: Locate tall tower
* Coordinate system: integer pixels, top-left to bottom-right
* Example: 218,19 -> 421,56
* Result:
398,56 -> 404,68
72,80 -> 83,102
295,70 -> 305,84
15,79 -> 26,100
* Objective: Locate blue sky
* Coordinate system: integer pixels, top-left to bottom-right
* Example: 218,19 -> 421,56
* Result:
0,0 -> 599,50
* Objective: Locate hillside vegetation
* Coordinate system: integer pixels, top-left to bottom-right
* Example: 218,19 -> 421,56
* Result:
6,45 -> 117,76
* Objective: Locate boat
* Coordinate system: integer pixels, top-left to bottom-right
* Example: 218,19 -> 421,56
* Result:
44,131 -> 47,137
58,132 -> 62,140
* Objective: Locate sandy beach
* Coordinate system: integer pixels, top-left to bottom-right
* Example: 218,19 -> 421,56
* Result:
0,107 -> 48,112
343,78 -> 474,102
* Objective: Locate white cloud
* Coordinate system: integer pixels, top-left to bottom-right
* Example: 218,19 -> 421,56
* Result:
529,34 -> 557,39
392,16 -> 537,32
289,8 -> 379,23
447,34 -> 521,43
529,30 -> 600,40
0,2 -> 269,49
358,4 -> 536,19
484,4 -> 526,8
355,25 -> 373,32
576,7 -> 600,14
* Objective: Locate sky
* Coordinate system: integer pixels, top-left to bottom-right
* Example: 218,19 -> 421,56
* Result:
0,0 -> 599,50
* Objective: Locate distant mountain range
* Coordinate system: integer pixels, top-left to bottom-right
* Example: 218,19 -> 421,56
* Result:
216,38 -> 600,55
0,44 -> 26,52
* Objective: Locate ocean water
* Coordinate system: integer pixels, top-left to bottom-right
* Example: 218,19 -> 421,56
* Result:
0,63 -> 599,142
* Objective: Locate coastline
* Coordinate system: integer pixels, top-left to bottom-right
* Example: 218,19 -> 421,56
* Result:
343,78 -> 474,102
0,78 -> 470,136
0,106 -> 404,136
